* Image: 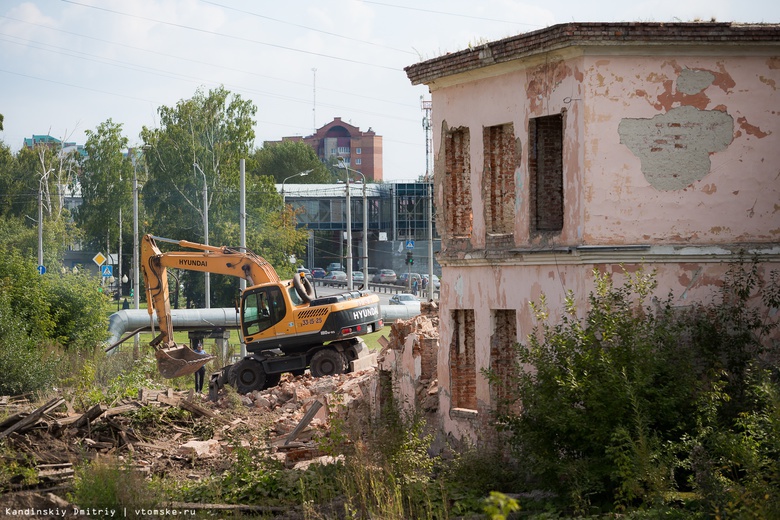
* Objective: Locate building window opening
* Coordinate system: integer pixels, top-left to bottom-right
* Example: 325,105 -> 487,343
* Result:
450,309 -> 477,411
483,124 -> 517,236
529,114 -> 564,233
444,127 -> 472,238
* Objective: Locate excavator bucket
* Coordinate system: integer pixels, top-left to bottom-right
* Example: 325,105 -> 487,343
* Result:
155,346 -> 215,379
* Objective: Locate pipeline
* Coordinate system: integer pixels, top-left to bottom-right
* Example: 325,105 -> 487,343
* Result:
106,305 -> 418,350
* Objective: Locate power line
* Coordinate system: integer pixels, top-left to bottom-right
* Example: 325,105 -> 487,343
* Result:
61,0 -> 400,71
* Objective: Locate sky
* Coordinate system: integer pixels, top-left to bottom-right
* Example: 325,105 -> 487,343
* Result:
1,0 -> 778,182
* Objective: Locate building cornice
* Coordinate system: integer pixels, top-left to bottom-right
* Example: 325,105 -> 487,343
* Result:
438,244 -> 780,268
405,22 -> 780,87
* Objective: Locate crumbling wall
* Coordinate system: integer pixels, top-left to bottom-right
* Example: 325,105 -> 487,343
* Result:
377,303 -> 440,420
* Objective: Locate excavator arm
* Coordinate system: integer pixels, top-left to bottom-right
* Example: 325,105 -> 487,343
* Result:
140,234 -> 280,378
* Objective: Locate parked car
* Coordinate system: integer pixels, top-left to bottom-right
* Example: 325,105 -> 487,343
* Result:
389,293 -> 420,306
372,269 -> 397,284
322,270 -> 347,285
296,267 -> 311,276
396,272 -> 422,289
326,262 -> 345,273
421,273 -> 440,290
311,267 -> 327,279
352,271 -> 364,283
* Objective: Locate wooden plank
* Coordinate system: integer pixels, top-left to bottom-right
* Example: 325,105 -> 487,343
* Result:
72,404 -> 107,430
104,403 -> 141,417
0,397 -> 64,439
285,399 -> 323,445
179,398 -> 217,418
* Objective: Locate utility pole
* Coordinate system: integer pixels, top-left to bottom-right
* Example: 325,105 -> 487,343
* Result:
422,97 -> 435,300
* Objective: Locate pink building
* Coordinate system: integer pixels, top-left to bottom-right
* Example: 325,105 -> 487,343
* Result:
405,22 -> 780,442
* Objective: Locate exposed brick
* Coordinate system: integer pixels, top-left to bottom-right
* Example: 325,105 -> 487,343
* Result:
444,128 -> 473,238
489,310 -> 519,414
529,114 -> 564,233
450,309 -> 476,410
483,124 -> 518,238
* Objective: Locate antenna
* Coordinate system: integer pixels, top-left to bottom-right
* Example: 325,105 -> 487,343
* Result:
421,96 -> 433,179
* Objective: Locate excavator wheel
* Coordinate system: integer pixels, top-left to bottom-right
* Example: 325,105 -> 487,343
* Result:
309,348 -> 347,377
231,358 -> 269,394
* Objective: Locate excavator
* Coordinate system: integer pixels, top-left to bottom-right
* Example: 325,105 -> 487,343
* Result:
140,234 -> 382,398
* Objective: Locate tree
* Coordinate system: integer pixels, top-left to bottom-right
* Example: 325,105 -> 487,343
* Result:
251,140 -> 333,184
137,86 -> 312,307
140,86 -> 256,245
76,119 -> 133,251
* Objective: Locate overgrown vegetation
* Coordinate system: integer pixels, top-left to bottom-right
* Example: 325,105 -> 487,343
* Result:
3,254 -> 779,518
494,260 -> 780,517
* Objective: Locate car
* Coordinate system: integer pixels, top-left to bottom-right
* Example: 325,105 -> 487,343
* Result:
296,267 -> 311,276
396,272 -> 422,288
352,271 -> 365,282
389,293 -> 420,306
311,267 -> 327,279
372,269 -> 397,284
326,262 -> 345,273
421,274 -> 440,290
322,270 -> 347,285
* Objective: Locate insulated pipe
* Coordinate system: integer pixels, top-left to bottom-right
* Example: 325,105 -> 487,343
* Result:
106,308 -> 240,349
106,305 -> 417,350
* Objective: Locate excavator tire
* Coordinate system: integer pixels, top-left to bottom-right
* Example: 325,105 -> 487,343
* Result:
231,358 -> 269,394
292,273 -> 316,303
309,348 -> 347,377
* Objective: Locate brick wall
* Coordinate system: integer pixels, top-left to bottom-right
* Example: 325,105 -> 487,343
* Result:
444,128 -> 473,238
483,124 -> 517,237
450,309 -> 477,410
529,114 -> 564,233
489,309 -> 518,414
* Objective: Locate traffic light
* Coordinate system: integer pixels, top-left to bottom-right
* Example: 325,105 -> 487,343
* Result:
405,251 -> 413,265
129,288 -> 134,298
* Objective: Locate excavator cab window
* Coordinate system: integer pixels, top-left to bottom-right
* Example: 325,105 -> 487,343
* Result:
242,286 -> 285,336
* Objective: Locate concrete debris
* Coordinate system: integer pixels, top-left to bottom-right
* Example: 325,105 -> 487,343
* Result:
177,439 -> 221,458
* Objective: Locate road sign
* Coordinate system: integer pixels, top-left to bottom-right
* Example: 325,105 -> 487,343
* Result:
406,239 -> 415,250
101,264 -> 113,277
37,265 -> 46,275
93,252 -> 107,266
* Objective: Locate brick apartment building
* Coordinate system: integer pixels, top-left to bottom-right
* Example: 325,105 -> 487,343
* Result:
406,22 -> 780,443
273,117 -> 383,182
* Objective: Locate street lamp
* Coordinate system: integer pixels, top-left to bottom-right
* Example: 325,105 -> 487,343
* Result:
131,145 -> 150,358
337,158 -> 368,290
281,169 -> 312,208
194,163 -> 210,308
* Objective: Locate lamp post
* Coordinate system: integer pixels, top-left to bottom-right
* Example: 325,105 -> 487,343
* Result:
193,163 -> 210,308
132,145 -> 150,359
337,158 -> 368,290
281,169 -> 312,208
337,158 -> 353,290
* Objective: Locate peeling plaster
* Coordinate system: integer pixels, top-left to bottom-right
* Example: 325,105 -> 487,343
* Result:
676,69 -> 715,95
618,106 -> 734,191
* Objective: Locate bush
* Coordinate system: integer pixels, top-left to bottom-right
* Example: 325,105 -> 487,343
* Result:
70,456 -> 161,517
498,261 -> 779,514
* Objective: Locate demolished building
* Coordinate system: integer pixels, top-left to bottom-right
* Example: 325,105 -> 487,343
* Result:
405,22 -> 780,443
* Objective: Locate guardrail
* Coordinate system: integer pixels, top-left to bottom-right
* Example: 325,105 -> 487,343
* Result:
313,278 -> 439,299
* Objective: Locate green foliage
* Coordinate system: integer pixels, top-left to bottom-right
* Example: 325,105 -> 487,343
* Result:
69,456 -> 161,517
483,491 -> 521,519
0,445 -> 38,493
251,140 -> 334,184
497,260 -> 779,515
76,119 -> 133,251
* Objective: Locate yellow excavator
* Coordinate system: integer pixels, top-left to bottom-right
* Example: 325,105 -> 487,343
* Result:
140,234 -> 382,397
